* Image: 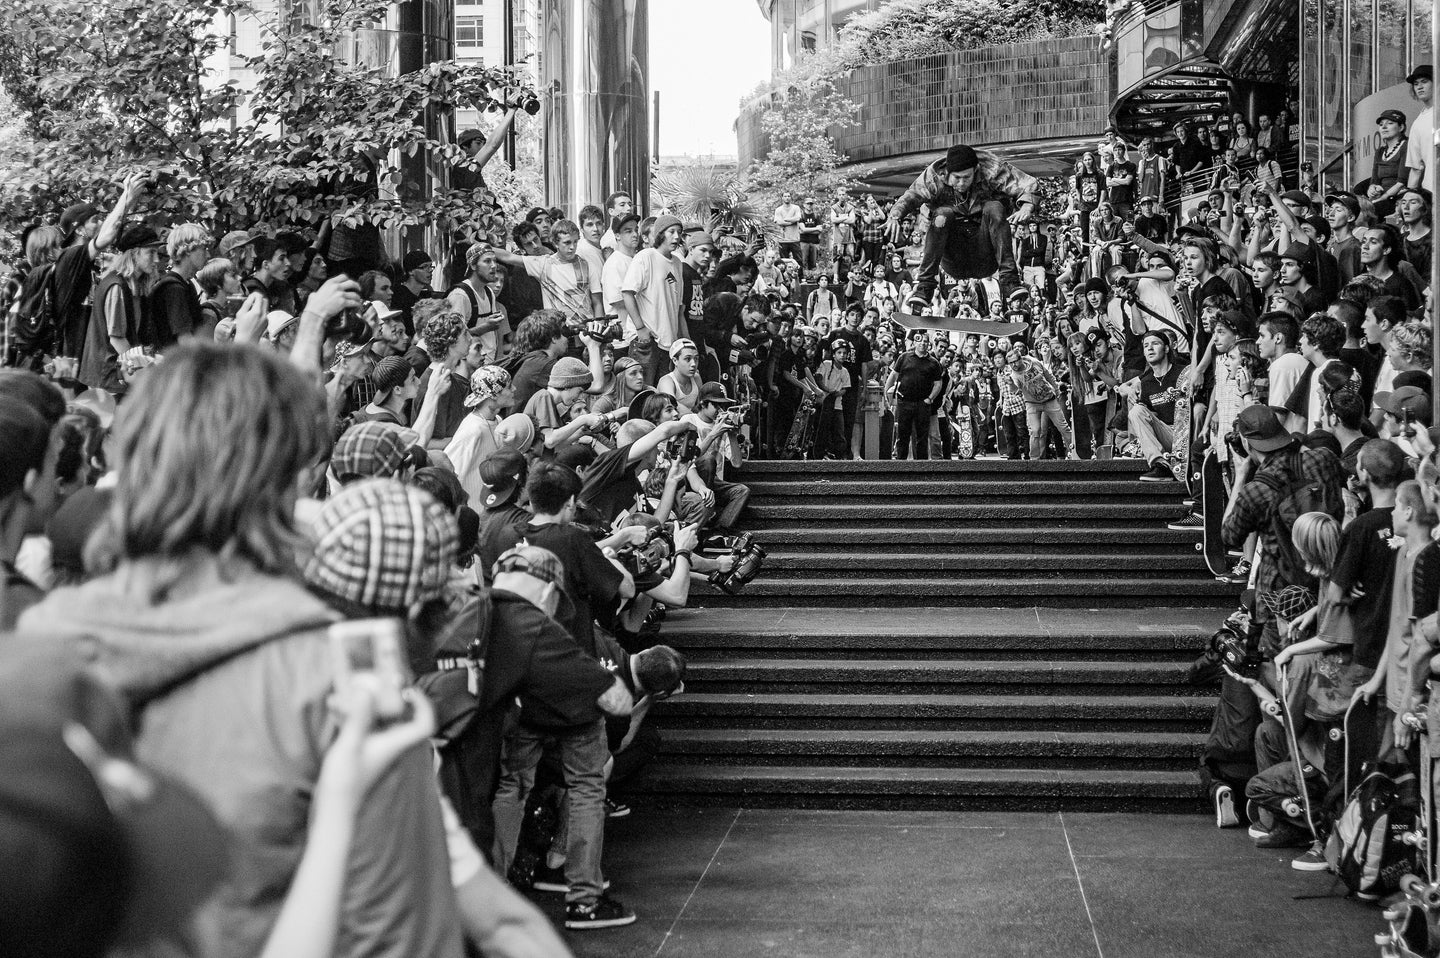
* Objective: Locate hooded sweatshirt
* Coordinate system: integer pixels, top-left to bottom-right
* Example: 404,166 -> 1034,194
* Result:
19,556 -> 463,958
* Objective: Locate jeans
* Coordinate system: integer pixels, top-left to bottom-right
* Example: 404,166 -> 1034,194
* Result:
1025,397 -> 1072,460
894,398 -> 931,459
998,410 -> 1028,459
841,388 -> 861,458
492,720 -> 609,905
710,479 -> 750,529
1127,403 -> 1175,466
913,201 -> 1020,304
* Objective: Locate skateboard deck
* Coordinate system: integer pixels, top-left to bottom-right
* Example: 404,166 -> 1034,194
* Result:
891,312 -> 1029,337
783,397 -> 816,459
1199,449 -> 1229,578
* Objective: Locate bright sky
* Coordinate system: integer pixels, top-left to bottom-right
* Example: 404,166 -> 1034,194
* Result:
650,0 -> 772,158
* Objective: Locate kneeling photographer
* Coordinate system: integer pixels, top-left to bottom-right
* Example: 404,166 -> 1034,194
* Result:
681,382 -> 750,531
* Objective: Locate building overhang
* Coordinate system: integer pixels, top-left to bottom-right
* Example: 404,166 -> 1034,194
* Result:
842,136 -> 1103,195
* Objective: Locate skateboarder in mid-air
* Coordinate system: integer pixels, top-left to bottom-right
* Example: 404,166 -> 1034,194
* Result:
885,143 -> 1039,312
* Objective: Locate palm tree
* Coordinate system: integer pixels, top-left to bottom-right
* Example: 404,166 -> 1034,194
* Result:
651,164 -> 770,239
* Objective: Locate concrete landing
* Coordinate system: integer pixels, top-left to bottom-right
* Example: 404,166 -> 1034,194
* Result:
543,809 -> 1377,958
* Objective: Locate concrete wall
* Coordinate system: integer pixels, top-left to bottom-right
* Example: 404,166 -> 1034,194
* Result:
737,36 -> 1113,182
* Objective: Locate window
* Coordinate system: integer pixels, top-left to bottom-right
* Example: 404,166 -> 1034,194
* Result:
456,16 -> 484,49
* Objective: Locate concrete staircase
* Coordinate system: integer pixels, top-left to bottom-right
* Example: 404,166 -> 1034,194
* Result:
631,459 -> 1240,811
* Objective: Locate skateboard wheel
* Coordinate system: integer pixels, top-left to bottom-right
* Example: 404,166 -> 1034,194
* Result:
1194,542 -> 1202,552
1329,727 -> 1344,741
1281,798 -> 1301,818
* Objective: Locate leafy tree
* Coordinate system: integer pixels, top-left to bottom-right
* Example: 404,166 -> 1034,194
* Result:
742,59 -> 859,233
833,0 -> 1104,68
651,164 -> 768,238
0,0 -> 535,246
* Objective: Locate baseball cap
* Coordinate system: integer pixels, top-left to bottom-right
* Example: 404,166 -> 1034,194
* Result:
667,338 -> 698,361
115,225 -> 162,252
1323,191 -> 1361,218
494,413 -> 537,454
478,450 -> 526,509
59,203 -> 100,237
613,213 -> 641,234
369,355 -> 413,395
304,477 -> 459,613
1260,584 -> 1317,621
1235,404 -> 1299,453
1408,64 -> 1434,83
463,365 -> 512,409
493,544 -> 573,617
401,249 -> 433,273
1139,194 -> 1158,204
1378,109 -> 1409,126
1279,189 -> 1313,208
266,310 -> 298,341
332,421 -> 410,482
1377,385 -> 1432,422
697,382 -> 736,407
217,229 -> 259,259
372,302 -> 403,325
1280,241 -> 1316,265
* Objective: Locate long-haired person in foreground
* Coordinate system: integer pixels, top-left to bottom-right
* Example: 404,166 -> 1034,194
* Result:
20,343 -> 468,958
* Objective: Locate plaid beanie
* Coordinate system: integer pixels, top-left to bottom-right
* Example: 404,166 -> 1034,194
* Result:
370,356 -> 412,395
548,356 -> 592,389
332,421 -> 410,481
304,478 -> 459,613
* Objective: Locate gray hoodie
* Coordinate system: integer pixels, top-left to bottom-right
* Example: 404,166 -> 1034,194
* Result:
20,556 -> 463,958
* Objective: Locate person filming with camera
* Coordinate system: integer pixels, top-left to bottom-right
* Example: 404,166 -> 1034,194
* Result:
680,382 -> 750,531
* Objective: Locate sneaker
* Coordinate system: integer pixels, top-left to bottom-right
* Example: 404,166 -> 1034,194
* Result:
1214,784 -> 1239,828
1182,498 -> 1196,509
1254,820 -> 1310,848
1292,842 -> 1330,871
605,798 -> 631,819
1247,823 -> 1271,841
1167,513 -> 1205,532
531,864 -> 611,894
1246,800 -> 1272,831
1139,463 -> 1174,482
565,894 -> 637,930
1224,558 -> 1252,583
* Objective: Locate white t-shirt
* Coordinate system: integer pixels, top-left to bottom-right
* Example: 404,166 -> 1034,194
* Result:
444,413 -> 498,511
602,249 -> 636,342
1306,357 -> 1341,432
774,204 -> 802,243
577,239 -> 606,289
622,248 -> 682,348
1268,351 -> 1309,412
1407,106 -> 1436,195
522,254 -> 597,319
1376,355 -> 1397,395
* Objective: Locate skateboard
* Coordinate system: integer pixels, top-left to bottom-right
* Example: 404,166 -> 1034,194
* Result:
1198,449 -> 1229,578
891,311 -> 1028,337
1277,664 -> 1321,842
783,395 -> 817,460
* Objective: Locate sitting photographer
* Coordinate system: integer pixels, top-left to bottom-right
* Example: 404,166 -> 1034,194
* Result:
599,513 -> 703,647
681,382 -> 750,530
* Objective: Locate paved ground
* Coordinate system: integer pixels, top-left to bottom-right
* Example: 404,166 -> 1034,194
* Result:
533,808 -> 1382,958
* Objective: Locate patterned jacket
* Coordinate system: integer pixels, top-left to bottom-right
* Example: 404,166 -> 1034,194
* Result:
891,150 -> 1039,223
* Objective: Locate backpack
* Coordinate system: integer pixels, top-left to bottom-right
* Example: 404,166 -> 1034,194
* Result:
417,589 -> 495,744
1324,762 -> 1422,900
1254,451 -> 1341,587
7,263 -> 56,359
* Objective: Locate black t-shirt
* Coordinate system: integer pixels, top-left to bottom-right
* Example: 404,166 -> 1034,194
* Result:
1134,213 -> 1168,243
1338,346 -> 1382,408
800,212 -> 822,243
415,367 -> 470,442
511,349 -> 555,414
1138,362 -> 1185,426
581,443 -> 645,526
892,352 -> 944,401
50,243 -> 95,358
1170,139 -> 1210,175
476,502 -> 531,581
1107,161 -> 1137,207
1339,436 -> 1368,476
1073,172 -> 1103,209
497,260 -> 544,326
391,283 -> 436,336
148,271 -> 202,348
487,521 -> 624,657
1413,541 -> 1440,624
827,328 -> 873,394
681,262 -> 707,331
1331,507 -> 1397,669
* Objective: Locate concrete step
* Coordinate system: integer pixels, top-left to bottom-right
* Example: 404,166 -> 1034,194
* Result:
661,607 -> 1218,660
762,552 -> 1207,578
683,658 -> 1209,696
658,728 -> 1206,771
751,526 -> 1200,555
624,763 -> 1204,811
739,459 -> 1154,478
743,502 -> 1190,529
692,576 -> 1239,607
745,480 -> 1186,503
651,692 -> 1215,732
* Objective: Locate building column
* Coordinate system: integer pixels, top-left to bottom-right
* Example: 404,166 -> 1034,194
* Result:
541,0 -> 650,216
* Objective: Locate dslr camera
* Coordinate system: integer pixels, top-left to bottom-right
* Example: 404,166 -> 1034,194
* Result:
706,531 -> 767,595
1205,626 -> 1263,681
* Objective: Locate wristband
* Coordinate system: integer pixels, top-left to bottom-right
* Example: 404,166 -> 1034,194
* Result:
675,550 -> 693,563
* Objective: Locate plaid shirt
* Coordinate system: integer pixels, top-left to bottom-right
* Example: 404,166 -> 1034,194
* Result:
861,210 -> 887,244
996,367 -> 1024,415
1221,447 -> 1345,621
891,150 -> 1039,223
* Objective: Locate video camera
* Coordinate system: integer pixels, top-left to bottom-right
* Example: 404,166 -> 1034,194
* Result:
666,431 -> 700,463
705,531 -> 767,595
582,316 -> 624,344
1203,620 -> 1263,681
616,524 -> 673,579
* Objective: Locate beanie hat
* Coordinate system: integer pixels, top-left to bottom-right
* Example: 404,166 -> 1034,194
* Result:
370,356 -> 412,395
651,215 -> 683,246
945,144 -> 979,173
401,249 -> 433,273
548,356 -> 593,389
303,478 -> 458,614
1083,277 -> 1109,296
332,421 -> 410,481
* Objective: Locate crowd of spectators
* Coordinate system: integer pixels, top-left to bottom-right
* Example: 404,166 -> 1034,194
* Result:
0,162 -> 791,952
2,43 -> 1440,952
